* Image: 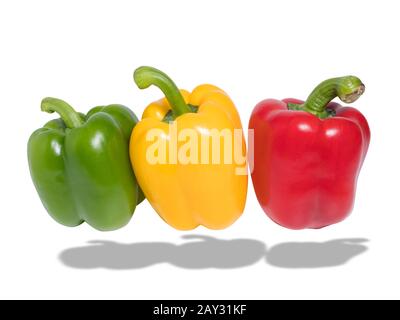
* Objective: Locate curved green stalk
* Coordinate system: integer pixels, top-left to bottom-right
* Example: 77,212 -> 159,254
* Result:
290,76 -> 365,119
133,66 -> 192,119
41,97 -> 84,128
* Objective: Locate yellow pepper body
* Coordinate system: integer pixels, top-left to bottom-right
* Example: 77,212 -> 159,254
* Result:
130,68 -> 247,230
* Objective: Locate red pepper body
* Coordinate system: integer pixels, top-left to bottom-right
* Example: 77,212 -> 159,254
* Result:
249,98 -> 370,229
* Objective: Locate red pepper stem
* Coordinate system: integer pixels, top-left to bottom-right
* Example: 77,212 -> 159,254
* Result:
133,66 -> 192,118
302,76 -> 365,118
41,97 -> 84,128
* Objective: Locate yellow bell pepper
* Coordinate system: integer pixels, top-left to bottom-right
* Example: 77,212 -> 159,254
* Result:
130,66 -> 248,230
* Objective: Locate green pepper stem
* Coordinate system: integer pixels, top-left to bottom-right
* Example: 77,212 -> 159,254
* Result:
301,76 -> 365,118
133,66 -> 192,118
41,97 -> 84,128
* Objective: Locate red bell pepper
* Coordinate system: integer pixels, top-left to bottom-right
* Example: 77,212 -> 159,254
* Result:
249,76 -> 370,229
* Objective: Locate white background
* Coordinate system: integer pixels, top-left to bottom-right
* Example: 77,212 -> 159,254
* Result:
0,0 -> 399,299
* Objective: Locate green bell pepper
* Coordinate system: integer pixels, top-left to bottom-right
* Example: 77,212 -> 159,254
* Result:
28,97 -> 144,231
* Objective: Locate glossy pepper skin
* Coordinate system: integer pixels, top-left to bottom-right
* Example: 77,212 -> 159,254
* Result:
130,66 -> 247,230
249,76 -> 370,229
28,98 -> 144,231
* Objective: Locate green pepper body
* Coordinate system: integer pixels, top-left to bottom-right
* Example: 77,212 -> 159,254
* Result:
28,99 -> 143,231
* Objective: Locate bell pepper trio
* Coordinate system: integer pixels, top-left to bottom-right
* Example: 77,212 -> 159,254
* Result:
28,66 -> 370,231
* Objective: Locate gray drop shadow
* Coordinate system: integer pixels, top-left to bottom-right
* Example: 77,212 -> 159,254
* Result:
59,235 -> 267,270
59,236 -> 368,270
266,238 -> 369,268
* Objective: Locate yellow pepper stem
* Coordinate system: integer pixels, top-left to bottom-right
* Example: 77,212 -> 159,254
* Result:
133,66 -> 192,119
